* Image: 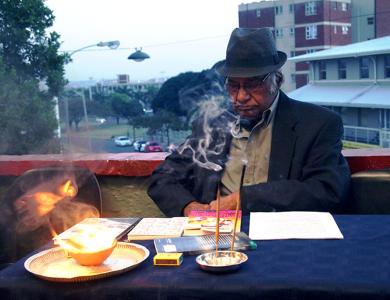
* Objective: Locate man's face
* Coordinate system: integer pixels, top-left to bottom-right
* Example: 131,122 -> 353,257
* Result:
225,74 -> 275,120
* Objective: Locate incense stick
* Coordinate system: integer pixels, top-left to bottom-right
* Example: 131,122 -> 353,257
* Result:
215,185 -> 221,256
231,164 -> 246,251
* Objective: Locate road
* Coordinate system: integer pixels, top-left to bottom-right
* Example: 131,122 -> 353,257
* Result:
62,136 -> 139,153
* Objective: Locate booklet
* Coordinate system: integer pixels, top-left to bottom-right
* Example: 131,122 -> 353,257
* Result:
127,217 -> 188,240
53,217 -> 141,244
183,210 -> 242,236
249,211 -> 344,240
154,232 -> 256,255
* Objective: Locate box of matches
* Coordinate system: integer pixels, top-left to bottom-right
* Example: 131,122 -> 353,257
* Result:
153,253 -> 183,266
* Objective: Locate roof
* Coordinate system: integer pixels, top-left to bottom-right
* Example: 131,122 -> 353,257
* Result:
287,82 -> 390,109
289,36 -> 390,63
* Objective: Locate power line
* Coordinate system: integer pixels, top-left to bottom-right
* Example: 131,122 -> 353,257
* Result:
61,9 -> 390,54
62,34 -> 229,54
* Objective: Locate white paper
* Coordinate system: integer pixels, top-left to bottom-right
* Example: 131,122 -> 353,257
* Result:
249,211 -> 343,240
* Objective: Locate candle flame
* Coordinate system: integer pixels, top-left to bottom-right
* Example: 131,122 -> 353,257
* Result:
58,226 -> 115,253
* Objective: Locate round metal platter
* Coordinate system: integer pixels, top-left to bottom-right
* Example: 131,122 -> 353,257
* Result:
24,242 -> 149,282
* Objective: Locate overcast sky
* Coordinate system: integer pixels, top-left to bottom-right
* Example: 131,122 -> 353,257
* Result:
46,0 -> 245,82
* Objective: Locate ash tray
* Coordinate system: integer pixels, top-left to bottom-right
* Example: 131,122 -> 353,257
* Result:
196,250 -> 248,273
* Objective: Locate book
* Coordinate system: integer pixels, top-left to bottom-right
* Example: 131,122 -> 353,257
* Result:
53,217 -> 141,245
127,217 -> 188,241
154,232 -> 256,255
183,210 -> 242,236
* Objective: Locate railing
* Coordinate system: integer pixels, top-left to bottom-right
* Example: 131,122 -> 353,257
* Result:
343,125 -> 390,147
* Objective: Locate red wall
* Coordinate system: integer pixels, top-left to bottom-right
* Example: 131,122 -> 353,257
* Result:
1,150 -> 390,176
239,7 -> 275,28
376,0 -> 390,38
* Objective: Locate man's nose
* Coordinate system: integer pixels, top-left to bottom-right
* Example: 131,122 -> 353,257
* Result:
235,86 -> 251,102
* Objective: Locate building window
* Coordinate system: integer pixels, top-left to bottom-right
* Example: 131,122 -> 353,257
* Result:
342,25 -> 349,35
305,2 -> 317,16
275,5 -> 283,15
367,17 -> 374,25
306,49 -> 316,54
275,28 -> 283,38
289,4 -> 294,13
319,61 -> 327,80
290,51 -> 295,57
385,55 -> 390,78
334,25 -> 337,34
256,8 -> 261,17
359,57 -> 370,79
332,1 -> 337,10
290,27 -> 295,36
305,25 -> 317,40
338,60 -> 347,79
341,2 -> 348,11
291,74 -> 296,83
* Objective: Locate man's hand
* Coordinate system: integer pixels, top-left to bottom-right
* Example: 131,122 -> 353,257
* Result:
209,192 -> 240,211
183,201 -> 210,217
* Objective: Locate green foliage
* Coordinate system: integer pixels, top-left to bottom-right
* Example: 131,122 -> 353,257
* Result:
135,110 -> 185,145
152,72 -> 196,116
110,93 -> 144,120
0,0 -> 68,96
0,59 -> 57,154
151,69 -> 226,124
0,0 -> 68,154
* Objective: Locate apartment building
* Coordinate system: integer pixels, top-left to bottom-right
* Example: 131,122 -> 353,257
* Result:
288,36 -> 390,146
239,0 -> 390,91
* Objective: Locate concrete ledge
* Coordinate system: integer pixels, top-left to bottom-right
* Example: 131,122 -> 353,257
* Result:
0,152 -> 168,176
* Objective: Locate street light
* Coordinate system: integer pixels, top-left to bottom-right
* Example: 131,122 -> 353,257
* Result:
63,40 -> 122,152
69,40 -> 120,56
128,48 -> 150,62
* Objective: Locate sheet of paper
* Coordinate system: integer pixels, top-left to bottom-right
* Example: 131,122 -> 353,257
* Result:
249,211 -> 343,240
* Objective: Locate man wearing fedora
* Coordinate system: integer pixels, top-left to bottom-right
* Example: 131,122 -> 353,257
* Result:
148,27 -> 350,217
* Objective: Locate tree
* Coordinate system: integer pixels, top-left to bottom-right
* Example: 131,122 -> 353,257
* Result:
0,59 -> 58,154
110,93 -> 144,140
0,0 -> 68,154
0,0 -> 68,95
151,66 -> 226,125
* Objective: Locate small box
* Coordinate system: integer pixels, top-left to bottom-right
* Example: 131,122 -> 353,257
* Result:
153,253 -> 183,266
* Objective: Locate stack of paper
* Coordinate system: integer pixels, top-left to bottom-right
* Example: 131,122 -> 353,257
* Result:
249,211 -> 343,240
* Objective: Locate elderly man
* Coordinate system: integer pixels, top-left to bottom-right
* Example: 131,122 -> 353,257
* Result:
148,27 -> 350,217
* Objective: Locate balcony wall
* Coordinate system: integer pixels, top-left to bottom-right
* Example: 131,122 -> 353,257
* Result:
1,149 -> 390,218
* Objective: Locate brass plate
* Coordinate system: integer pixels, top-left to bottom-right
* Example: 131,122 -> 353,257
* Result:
24,242 -> 149,282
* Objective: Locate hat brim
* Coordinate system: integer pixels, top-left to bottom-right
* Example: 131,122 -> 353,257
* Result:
215,51 -> 287,78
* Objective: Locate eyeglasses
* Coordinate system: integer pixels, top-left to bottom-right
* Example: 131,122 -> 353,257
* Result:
225,73 -> 270,94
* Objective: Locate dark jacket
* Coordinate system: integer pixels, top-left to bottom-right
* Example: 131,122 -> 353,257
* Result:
148,91 -> 350,216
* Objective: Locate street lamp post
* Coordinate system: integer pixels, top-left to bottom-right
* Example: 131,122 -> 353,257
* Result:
63,40 -> 121,152
61,41 -> 150,153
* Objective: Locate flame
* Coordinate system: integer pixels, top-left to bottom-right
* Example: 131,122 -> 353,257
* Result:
58,180 -> 78,198
58,225 -> 115,253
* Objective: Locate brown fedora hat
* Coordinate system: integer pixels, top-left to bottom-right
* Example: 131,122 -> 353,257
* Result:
216,27 -> 287,78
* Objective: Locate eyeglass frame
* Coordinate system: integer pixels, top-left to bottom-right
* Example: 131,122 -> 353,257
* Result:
224,73 -> 271,95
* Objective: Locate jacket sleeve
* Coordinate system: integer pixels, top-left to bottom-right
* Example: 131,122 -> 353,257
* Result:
241,113 -> 350,214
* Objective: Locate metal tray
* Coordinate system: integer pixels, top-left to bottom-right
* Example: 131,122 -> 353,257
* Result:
24,242 -> 149,282
196,250 -> 248,273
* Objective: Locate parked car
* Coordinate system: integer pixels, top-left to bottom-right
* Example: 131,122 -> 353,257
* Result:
143,142 -> 163,152
114,136 -> 132,147
133,140 -> 147,151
